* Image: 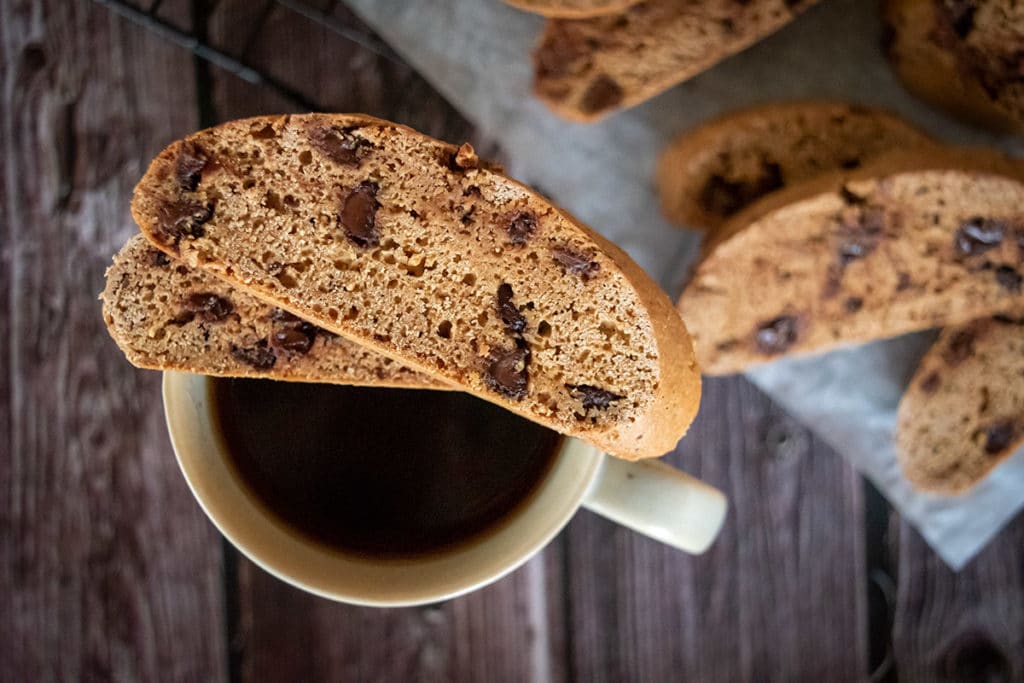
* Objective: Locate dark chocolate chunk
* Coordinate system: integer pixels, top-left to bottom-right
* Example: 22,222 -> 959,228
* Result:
148,249 -> 171,267
552,246 -> 600,280
485,347 -> 530,400
919,371 -> 941,394
699,161 -> 783,218
580,75 -> 623,115
983,419 -> 1015,455
184,292 -> 233,322
836,206 -> 885,264
231,341 -> 276,370
954,217 -> 1005,257
844,297 -> 864,313
566,384 -> 624,410
269,308 -> 302,323
157,199 -> 214,242
943,329 -> 975,366
271,324 -> 316,355
506,211 -> 537,245
496,283 -> 527,334
944,0 -> 977,38
755,316 -> 800,355
534,23 -> 592,80
339,181 -> 381,248
995,266 -> 1022,292
896,272 -> 913,291
175,141 -> 207,192
309,126 -> 367,167
839,185 -> 868,206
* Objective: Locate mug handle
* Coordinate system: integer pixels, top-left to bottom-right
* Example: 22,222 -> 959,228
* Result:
581,456 -> 728,554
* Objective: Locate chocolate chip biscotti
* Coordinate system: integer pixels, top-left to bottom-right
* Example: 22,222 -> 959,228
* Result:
678,148 -> 1024,375
130,114 -> 701,460
533,0 -> 821,122
102,234 -> 444,389
882,0 -> 1024,133
503,0 -> 641,18
656,102 -> 937,231
898,316 -> 1024,494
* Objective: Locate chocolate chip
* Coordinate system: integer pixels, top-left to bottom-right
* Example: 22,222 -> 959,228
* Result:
269,308 -> 301,323
271,324 -> 316,355
339,181 -> 380,248
485,347 -> 530,400
919,371 -> 941,394
944,0 -> 977,38
955,217 -> 1005,257
534,23 -> 592,81
496,283 -> 527,334
699,161 -> 784,218
175,141 -> 207,192
157,199 -> 214,242
839,185 -> 868,205
897,272 -> 913,291
184,292 -> 233,322
552,246 -> 600,280
755,316 -> 800,355
566,384 -> 624,410
506,211 -> 537,245
943,330 -> 975,365
309,126 -> 367,167
844,297 -> 864,313
148,249 -> 171,267
995,266 -> 1022,292
231,340 -> 276,370
580,75 -> 623,115
983,419 -> 1015,455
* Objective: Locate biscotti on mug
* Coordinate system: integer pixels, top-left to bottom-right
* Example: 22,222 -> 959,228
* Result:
129,113 -> 701,460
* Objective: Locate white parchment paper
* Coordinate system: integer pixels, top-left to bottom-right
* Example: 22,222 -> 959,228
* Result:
345,0 -> 1024,568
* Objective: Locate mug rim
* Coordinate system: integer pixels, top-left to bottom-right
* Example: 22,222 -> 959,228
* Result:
163,371 -> 605,606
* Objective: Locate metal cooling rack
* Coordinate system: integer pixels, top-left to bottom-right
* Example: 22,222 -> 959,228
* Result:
91,0 -> 402,112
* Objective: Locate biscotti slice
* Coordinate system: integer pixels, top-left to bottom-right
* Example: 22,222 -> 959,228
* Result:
882,0 -> 1024,133
503,0 -> 641,18
102,235 -> 445,389
131,114 -> 701,460
533,0 -> 821,122
656,101 -> 938,231
898,316 -> 1024,494
678,148 -> 1024,375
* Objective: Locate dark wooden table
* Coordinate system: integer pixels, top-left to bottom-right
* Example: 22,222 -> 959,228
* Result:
3,1 -> 1023,681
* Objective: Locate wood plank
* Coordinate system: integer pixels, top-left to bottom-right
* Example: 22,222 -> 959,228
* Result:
0,2 -> 226,680
891,511 -> 1024,682
563,376 -> 868,682
202,4 -> 556,681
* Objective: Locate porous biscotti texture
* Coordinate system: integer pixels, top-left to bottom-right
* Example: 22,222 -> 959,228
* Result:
898,316 -> 1024,494
656,101 -> 938,231
131,114 -> 701,460
678,148 -> 1024,375
532,0 -> 821,122
503,0 -> 641,18
882,0 -> 1024,133
102,235 -> 444,389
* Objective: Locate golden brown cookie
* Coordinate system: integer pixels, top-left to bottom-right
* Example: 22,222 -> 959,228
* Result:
102,234 -> 445,389
882,0 -> 1024,133
898,315 -> 1024,494
656,101 -> 937,231
503,0 -> 641,18
678,148 -> 1024,375
533,0 -> 821,122
130,114 -> 701,460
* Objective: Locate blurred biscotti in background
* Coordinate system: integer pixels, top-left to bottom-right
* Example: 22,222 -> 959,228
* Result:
656,101 -> 938,232
677,148 -> 1024,375
882,0 -> 1024,133
898,316 -> 1024,494
531,0 -> 822,122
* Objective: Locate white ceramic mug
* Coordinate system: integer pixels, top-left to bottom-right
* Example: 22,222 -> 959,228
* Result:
164,372 -> 728,607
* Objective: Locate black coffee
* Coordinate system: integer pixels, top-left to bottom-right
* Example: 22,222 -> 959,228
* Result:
211,379 -> 562,558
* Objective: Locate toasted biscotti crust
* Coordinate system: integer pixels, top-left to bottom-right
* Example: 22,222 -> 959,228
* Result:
102,235 -> 446,389
503,0 -> 641,18
678,148 -> 1024,375
131,114 -> 701,460
882,0 -> 1024,133
532,0 -> 821,122
656,101 -> 938,231
898,316 -> 1024,494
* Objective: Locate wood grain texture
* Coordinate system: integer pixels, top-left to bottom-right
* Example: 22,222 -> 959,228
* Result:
563,376 -> 868,682
891,513 -> 1024,683
0,1 -> 226,681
